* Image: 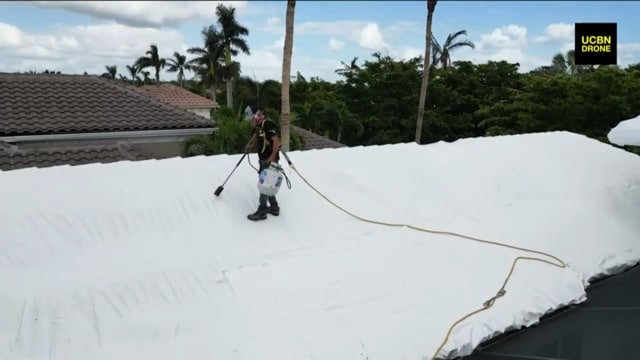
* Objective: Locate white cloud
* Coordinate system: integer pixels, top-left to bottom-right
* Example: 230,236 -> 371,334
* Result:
476,25 -> 527,50
265,17 -> 282,32
388,46 -> 423,62
560,42 -> 574,54
292,20 -> 420,43
0,21 -> 188,76
385,21 -> 423,38
619,42 -> 640,54
618,43 -> 640,68
236,49 -> 282,80
292,57 -> 344,82
455,24 -> 530,66
329,38 -> 345,52
455,27 -> 639,72
28,1 -> 248,28
0,23 -> 22,48
0,19 -> 344,83
296,20 -> 364,36
404,47 -> 424,61
358,22 -> 387,51
452,25 -> 550,72
269,20 -> 393,52
265,37 -> 285,51
236,47 -> 341,82
534,23 -> 574,44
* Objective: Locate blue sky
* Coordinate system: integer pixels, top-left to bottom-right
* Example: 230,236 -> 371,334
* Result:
1,1 -> 638,82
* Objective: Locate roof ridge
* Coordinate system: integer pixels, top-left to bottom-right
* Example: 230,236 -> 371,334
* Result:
131,83 -> 217,108
95,78 -> 213,123
0,72 -> 97,79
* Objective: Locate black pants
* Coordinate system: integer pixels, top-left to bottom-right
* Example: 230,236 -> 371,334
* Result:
258,160 -> 278,209
259,194 -> 278,209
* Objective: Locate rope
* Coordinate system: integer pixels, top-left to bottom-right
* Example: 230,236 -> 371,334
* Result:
282,160 -> 568,360
246,153 -> 259,172
282,170 -> 292,189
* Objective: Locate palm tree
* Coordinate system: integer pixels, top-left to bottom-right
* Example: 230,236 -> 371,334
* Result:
126,64 -> 139,82
335,57 -> 360,77
415,0 -> 437,144
551,52 -> 569,74
135,44 -> 166,83
166,52 -> 188,87
326,101 -> 364,143
280,0 -> 296,152
432,30 -> 475,70
141,71 -> 152,85
565,50 -> 576,74
187,25 -> 226,104
217,60 -> 243,97
101,65 -> 117,79
215,3 -> 250,108
549,49 -> 595,75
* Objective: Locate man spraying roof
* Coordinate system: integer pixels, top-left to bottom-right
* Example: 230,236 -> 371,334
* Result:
245,111 -> 283,220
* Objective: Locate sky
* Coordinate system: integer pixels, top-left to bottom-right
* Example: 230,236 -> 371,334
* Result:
0,1 -> 639,82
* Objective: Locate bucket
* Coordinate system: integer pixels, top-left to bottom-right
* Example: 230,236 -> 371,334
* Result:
257,163 -> 284,196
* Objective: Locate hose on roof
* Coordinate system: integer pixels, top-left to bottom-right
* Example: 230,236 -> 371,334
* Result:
278,150 -> 568,360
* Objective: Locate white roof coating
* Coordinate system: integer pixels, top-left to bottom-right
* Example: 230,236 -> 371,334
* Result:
608,114 -> 640,146
1,131 -> 639,359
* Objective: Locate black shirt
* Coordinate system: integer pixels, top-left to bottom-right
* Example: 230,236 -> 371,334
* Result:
255,120 -> 280,162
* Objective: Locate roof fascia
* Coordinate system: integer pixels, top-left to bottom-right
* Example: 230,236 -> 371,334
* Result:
0,128 -> 215,143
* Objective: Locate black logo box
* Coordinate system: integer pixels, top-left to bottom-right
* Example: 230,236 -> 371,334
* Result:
574,23 -> 617,65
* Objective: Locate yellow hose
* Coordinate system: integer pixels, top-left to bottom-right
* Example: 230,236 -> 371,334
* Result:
285,162 -> 568,359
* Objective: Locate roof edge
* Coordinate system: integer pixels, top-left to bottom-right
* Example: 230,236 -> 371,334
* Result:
0,128 -> 215,143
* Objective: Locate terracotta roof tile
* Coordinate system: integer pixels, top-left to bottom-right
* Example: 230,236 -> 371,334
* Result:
0,142 -> 147,171
0,73 -> 213,136
129,83 -> 218,109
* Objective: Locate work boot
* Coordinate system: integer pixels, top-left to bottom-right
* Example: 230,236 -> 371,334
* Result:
268,205 -> 280,216
247,205 -> 268,221
268,197 -> 279,216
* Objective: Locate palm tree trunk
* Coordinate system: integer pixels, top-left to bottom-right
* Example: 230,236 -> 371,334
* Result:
210,85 -> 217,105
226,78 -> 233,108
415,0 -> 437,144
224,45 -> 234,108
280,0 -> 296,152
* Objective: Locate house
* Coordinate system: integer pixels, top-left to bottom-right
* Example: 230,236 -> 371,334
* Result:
128,83 -> 218,119
0,73 -> 215,171
0,72 -> 345,172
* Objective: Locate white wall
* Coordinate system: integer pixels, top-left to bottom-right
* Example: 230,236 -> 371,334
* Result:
188,108 -> 212,119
